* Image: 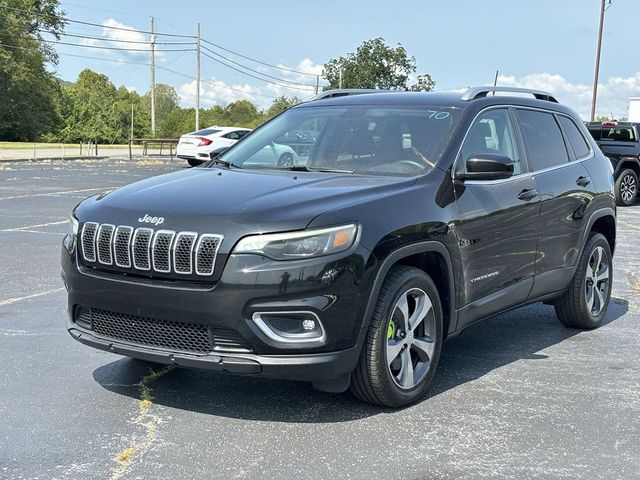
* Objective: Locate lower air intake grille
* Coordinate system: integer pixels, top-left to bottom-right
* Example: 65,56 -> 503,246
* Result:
91,308 -> 211,354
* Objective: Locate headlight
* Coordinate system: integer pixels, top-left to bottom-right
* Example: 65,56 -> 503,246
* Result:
234,224 -> 358,260
69,214 -> 79,237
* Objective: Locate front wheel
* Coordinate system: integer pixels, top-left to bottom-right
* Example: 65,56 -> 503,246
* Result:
555,233 -> 612,329
615,169 -> 637,206
350,266 -> 443,407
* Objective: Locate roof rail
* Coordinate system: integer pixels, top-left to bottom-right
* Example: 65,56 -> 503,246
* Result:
308,88 -> 391,102
461,86 -> 558,103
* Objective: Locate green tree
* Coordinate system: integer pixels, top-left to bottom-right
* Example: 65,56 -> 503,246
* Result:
323,37 -> 435,92
141,83 -> 180,137
265,95 -> 302,119
0,0 -> 65,140
224,100 -> 260,127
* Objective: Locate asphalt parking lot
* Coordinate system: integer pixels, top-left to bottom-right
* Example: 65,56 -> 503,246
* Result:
1,158 -> 639,480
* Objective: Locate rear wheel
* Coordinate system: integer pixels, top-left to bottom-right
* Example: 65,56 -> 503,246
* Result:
351,266 -> 443,407
615,169 -> 637,206
555,233 -> 612,329
277,152 -> 295,168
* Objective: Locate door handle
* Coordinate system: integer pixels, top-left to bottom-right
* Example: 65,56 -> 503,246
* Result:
576,176 -> 591,187
517,188 -> 538,201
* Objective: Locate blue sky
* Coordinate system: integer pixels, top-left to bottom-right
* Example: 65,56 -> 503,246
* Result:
50,0 -> 640,118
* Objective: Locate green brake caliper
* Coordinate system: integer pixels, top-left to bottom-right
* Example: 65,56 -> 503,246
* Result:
387,319 -> 397,340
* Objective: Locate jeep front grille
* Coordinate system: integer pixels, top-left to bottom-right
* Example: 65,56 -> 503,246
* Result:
74,306 -> 253,354
80,222 -> 223,277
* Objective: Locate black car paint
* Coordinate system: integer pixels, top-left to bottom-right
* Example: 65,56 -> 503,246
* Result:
586,122 -> 640,177
62,91 -> 616,386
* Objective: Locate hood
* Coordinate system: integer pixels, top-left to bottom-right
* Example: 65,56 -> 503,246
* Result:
75,167 -> 415,251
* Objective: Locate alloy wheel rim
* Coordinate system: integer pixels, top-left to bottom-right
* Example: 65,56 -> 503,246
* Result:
621,174 -> 636,203
386,288 -> 436,390
585,246 -> 610,316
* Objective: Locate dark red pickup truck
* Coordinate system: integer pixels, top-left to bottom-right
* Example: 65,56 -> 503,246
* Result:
587,121 -> 640,206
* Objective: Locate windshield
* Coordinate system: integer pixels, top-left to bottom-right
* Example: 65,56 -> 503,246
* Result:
216,105 -> 459,176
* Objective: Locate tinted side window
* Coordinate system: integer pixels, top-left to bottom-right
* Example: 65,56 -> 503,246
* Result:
559,116 -> 591,159
460,109 -> 523,174
224,131 -> 242,140
601,126 -> 636,141
516,110 -> 569,171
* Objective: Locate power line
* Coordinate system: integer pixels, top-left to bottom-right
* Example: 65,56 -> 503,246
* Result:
0,42 -> 279,99
201,38 -> 319,77
41,38 -> 194,53
201,51 -> 316,93
4,3 -> 324,84
201,45 -> 315,88
38,29 -> 195,46
0,4 -> 195,38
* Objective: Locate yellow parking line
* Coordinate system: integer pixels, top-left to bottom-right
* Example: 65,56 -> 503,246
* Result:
109,366 -> 175,480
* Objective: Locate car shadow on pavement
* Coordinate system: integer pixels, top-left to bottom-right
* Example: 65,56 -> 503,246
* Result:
93,298 -> 628,423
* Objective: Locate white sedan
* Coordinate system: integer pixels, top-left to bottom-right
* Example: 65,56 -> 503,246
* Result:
177,126 -> 251,166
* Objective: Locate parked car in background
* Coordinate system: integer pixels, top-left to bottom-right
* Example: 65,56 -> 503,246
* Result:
586,121 -> 640,205
177,126 -> 251,166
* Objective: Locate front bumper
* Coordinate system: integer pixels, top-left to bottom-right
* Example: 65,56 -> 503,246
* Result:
67,318 -> 360,381
61,237 -> 374,382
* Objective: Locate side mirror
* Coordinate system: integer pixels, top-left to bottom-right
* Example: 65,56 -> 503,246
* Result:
209,146 -> 229,160
457,153 -> 514,181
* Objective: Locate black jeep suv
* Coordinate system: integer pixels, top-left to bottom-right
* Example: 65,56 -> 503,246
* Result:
62,87 -> 616,407
586,121 -> 640,206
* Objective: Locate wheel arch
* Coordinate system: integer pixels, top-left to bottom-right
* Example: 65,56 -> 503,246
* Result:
573,208 -> 616,277
360,242 -> 457,342
614,157 -> 640,178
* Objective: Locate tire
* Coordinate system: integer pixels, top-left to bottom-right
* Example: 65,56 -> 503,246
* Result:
188,158 -> 204,167
554,233 -> 612,329
277,152 -> 294,168
615,169 -> 637,206
350,266 -> 443,407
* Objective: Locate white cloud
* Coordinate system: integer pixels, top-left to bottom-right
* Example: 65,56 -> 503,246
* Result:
178,58 -> 327,108
178,78 -> 260,108
264,58 -> 325,99
81,18 -> 162,59
496,72 -> 640,120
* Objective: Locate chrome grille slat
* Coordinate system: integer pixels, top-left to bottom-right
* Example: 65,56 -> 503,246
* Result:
173,232 -> 197,274
114,226 -> 133,268
152,230 -> 175,273
80,223 -> 222,278
132,228 -> 153,271
96,224 -> 115,265
195,234 -> 223,276
81,222 -> 98,262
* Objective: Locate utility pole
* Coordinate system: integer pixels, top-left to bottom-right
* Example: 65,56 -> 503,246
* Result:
150,16 -> 156,137
338,68 -> 342,89
196,22 -> 201,131
130,104 -> 134,140
315,75 -> 319,94
591,0 -> 612,122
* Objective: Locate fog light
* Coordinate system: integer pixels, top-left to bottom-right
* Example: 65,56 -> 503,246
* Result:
252,311 -> 325,344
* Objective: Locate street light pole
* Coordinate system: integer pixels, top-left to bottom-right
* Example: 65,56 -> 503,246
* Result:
590,0 -> 612,122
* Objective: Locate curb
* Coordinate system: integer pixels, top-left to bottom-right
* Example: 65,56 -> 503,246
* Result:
0,155 -> 110,163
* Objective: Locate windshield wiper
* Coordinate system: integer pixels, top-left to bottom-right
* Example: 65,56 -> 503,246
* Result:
205,157 -> 241,169
285,165 -> 354,174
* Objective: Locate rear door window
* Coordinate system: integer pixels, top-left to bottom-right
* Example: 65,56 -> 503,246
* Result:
558,116 -> 591,160
515,110 -> 569,171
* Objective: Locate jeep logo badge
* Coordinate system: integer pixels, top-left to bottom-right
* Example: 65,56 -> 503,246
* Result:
138,214 -> 165,226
